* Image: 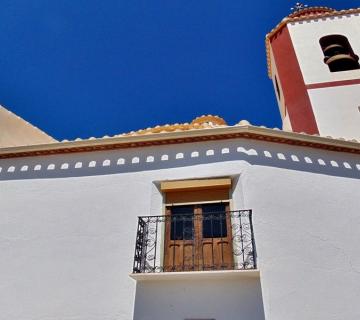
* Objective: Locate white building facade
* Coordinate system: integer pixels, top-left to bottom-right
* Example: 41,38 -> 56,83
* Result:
1,5 -> 360,320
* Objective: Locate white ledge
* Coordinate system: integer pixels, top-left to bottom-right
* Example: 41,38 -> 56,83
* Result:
129,269 -> 260,281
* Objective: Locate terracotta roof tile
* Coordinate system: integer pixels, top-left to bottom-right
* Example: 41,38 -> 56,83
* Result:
117,115 -> 228,137
63,114 -> 359,146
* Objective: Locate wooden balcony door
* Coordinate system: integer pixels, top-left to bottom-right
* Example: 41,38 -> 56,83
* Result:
164,202 -> 233,271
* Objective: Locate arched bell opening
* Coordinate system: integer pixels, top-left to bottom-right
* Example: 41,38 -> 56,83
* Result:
320,35 -> 360,72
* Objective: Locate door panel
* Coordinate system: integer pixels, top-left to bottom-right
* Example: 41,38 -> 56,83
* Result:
200,203 -> 233,270
164,205 -> 195,271
164,203 -> 233,272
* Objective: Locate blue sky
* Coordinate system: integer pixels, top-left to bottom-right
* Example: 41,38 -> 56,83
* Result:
0,0 -> 358,140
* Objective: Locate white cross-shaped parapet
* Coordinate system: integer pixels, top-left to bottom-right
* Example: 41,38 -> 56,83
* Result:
291,2 -> 308,12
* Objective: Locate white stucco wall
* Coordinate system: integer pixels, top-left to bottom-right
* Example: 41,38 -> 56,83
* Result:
288,14 -> 360,85
133,277 -> 264,320
0,138 -> 359,320
286,15 -> 360,140
245,154 -> 360,320
307,84 -> 360,140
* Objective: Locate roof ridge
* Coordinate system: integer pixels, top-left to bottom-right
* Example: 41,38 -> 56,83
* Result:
52,122 -> 359,146
118,114 -> 228,137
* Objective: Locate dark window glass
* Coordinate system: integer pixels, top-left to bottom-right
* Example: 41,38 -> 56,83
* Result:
202,203 -> 227,238
169,205 -> 194,240
275,75 -> 281,100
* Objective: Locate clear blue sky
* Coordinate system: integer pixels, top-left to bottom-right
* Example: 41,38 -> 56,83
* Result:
0,0 -> 358,140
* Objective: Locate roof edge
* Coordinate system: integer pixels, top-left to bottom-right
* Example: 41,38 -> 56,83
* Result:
0,125 -> 359,159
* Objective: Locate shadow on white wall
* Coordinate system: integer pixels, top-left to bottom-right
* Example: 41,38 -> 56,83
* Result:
0,139 -> 359,181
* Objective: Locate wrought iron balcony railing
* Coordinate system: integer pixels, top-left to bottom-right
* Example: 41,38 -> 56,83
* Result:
133,210 -> 256,273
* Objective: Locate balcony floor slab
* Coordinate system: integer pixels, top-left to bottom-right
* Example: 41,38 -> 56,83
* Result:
130,269 -> 260,281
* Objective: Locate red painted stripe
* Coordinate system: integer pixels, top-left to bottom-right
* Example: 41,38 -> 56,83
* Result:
271,27 -> 319,134
306,78 -> 360,90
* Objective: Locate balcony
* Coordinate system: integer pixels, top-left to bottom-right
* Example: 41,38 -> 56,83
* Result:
133,209 -> 256,274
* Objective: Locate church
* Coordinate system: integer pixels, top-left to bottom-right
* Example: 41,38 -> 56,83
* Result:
0,4 -> 359,320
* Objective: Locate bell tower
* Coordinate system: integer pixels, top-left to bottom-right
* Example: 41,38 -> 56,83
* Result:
266,4 -> 360,140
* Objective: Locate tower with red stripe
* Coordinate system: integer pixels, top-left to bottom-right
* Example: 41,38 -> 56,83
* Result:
267,4 -> 360,140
